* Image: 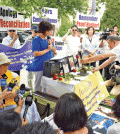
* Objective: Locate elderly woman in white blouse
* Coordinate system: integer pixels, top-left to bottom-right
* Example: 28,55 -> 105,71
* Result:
82,26 -> 100,67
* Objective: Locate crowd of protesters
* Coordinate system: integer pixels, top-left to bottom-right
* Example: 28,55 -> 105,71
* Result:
0,20 -> 120,134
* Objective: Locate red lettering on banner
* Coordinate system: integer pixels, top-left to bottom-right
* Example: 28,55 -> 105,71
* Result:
19,22 -> 22,28
0,19 -> 30,29
9,21 -> 13,27
6,21 -> 8,27
27,22 -> 30,28
14,21 -> 17,28
3,21 -> 5,27
76,21 -> 86,27
0,19 -> 3,27
17,20 -> 20,28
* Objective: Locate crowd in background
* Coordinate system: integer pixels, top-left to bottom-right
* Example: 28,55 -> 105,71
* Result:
0,20 -> 120,134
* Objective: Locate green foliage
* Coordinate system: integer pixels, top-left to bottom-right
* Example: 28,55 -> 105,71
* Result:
56,16 -> 73,37
100,0 -> 120,31
0,0 -> 88,18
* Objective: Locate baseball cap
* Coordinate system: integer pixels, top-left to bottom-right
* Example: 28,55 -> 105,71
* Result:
0,53 -> 11,65
31,25 -> 38,32
106,35 -> 120,41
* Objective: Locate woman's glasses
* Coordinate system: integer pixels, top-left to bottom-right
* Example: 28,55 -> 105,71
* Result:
72,29 -> 77,31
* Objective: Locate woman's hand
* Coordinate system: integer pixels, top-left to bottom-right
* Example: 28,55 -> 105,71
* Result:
47,44 -> 53,51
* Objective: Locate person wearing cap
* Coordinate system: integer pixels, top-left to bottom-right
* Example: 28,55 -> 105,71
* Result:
0,53 -> 20,111
62,25 -> 82,58
81,35 -> 120,95
2,29 -> 21,49
0,53 -> 41,122
24,25 -> 39,44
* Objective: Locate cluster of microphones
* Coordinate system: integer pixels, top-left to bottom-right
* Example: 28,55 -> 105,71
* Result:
0,79 -> 33,121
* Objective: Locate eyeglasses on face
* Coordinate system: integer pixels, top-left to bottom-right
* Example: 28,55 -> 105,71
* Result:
72,29 -> 77,31
9,30 -> 15,32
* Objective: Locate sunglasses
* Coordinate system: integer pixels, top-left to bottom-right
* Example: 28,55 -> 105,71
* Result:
72,29 -> 77,31
9,30 -> 15,32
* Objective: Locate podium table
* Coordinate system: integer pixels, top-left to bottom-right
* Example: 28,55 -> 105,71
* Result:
41,71 -> 109,116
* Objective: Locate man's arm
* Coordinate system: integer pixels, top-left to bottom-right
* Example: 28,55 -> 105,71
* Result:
92,56 -> 116,73
62,29 -> 71,42
81,52 -> 116,64
2,34 -> 18,47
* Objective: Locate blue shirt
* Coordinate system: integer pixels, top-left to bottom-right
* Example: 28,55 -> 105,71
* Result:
27,36 -> 53,71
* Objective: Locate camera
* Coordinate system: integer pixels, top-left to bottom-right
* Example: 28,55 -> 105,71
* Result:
99,28 -> 110,40
109,62 -> 120,84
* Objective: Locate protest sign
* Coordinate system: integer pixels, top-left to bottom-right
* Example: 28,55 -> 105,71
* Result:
0,41 -> 34,71
0,5 -> 31,31
76,12 -> 100,30
32,7 -> 58,25
75,71 -> 109,116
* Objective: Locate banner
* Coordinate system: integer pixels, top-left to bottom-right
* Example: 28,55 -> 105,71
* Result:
0,5 -> 31,31
75,71 -> 109,116
32,7 -> 58,25
0,41 -> 34,71
76,12 -> 100,30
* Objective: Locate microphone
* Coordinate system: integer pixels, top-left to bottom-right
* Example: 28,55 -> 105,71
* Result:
0,79 -> 7,91
14,84 -> 30,104
47,36 -> 51,45
23,95 -> 33,121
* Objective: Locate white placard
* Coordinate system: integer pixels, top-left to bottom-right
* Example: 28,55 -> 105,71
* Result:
0,5 -> 31,31
32,7 -> 58,25
76,12 -> 100,30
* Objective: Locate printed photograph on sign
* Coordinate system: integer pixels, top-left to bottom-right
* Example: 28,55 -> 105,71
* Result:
67,56 -> 76,72
87,106 -> 116,134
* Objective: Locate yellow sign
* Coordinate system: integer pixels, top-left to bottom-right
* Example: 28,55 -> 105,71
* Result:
75,71 -> 109,116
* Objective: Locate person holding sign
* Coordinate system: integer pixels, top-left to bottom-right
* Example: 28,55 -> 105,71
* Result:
2,29 -> 21,75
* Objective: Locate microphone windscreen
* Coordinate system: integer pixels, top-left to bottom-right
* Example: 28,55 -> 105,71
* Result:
20,84 -> 25,90
47,36 -> 50,40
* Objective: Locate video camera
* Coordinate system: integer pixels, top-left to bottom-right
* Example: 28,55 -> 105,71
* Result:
109,62 -> 120,84
99,28 -> 111,40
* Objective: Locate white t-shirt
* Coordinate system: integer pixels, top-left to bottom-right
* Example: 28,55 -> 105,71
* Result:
109,44 -> 120,62
66,35 -> 81,57
2,35 -> 21,49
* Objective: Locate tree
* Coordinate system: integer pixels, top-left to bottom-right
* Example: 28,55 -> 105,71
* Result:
56,15 -> 73,37
0,0 -> 88,18
100,0 -> 120,31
